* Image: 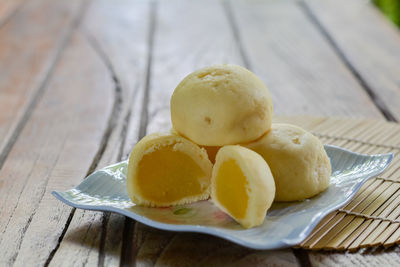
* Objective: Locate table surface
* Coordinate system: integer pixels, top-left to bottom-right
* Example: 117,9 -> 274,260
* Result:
1,0 -> 400,266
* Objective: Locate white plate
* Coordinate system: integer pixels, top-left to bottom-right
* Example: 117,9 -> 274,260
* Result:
53,145 -> 393,249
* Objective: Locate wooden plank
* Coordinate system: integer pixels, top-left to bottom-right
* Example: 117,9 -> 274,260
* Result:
49,0 -> 151,265
134,224 -> 175,267
155,232 -> 298,267
132,224 -> 298,267
0,0 -> 83,168
0,28 -> 114,267
309,247 -> 400,266
0,0 -> 24,27
129,0 -> 300,265
145,0 -> 244,134
296,0 -> 400,263
82,0 -> 152,160
303,0 -> 400,121
229,0 -> 383,118
49,209 -> 104,267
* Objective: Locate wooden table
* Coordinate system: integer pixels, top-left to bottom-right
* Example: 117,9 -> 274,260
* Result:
1,0 -> 400,265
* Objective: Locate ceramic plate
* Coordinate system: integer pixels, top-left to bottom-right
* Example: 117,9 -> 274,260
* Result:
53,145 -> 393,250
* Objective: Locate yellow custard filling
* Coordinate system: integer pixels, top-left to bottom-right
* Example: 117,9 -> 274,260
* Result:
137,144 -> 206,204
215,159 -> 249,219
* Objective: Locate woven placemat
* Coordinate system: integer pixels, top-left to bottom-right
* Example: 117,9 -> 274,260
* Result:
274,116 -> 400,251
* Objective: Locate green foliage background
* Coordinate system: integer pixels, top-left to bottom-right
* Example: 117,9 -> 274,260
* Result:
374,0 -> 400,27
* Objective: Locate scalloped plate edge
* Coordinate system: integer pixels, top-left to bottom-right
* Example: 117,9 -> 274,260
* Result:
52,145 -> 394,250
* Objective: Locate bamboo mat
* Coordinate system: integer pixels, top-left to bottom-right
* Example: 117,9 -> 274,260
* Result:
274,116 -> 400,251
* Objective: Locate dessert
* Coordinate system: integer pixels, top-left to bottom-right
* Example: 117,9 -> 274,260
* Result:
211,145 -> 275,228
244,123 -> 331,201
126,64 -> 332,229
127,133 -> 213,207
170,64 -> 273,146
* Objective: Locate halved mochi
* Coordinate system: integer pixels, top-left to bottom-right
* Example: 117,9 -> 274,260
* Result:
127,133 -> 213,207
211,145 -> 275,228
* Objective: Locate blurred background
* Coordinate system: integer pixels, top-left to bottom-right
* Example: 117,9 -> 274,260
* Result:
374,0 -> 400,27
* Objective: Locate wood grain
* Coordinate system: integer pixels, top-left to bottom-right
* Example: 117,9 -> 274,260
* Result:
82,0 -> 152,160
132,224 -> 298,267
0,0 -> 399,265
0,0 -> 24,27
50,209 -> 104,267
229,0 -> 383,118
145,0 -> 243,134
0,27 -> 114,266
309,247 -> 400,267
0,0 -> 83,169
49,0 -> 152,265
303,0 -> 400,121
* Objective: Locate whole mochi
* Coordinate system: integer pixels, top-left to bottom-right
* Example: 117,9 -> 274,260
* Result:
244,123 -> 331,201
170,64 -> 273,146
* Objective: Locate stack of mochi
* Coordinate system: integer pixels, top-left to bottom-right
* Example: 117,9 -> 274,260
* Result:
127,64 -> 331,229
